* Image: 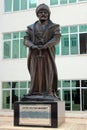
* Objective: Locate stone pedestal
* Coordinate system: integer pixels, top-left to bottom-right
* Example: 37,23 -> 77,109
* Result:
14,98 -> 65,128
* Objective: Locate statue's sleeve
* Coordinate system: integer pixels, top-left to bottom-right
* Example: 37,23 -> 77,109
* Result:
24,27 -> 34,48
44,25 -> 61,48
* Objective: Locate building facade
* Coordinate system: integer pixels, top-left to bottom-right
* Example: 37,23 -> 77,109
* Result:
0,0 -> 87,112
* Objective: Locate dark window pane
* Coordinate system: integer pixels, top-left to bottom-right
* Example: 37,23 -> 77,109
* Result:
72,89 -> 80,110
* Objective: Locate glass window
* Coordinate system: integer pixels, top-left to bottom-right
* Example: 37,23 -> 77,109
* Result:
4,0 -> 12,12
70,26 -> 78,33
79,25 -> 87,32
81,89 -> 87,111
50,0 -> 58,5
20,82 -> 27,88
13,32 -> 19,39
2,90 -> 10,109
55,44 -> 59,55
69,0 -> 76,3
4,41 -> 11,58
81,80 -> 87,87
72,89 -> 80,110
29,0 -> 36,8
60,0 -> 67,4
2,82 -> 11,88
72,80 -> 80,88
20,31 -> 26,38
61,27 -> 68,34
3,33 -> 11,40
20,39 -> 27,58
61,35 -> 69,55
20,89 -> 27,99
70,34 -> 78,54
13,0 -> 19,11
62,80 -> 70,87
62,89 -> 71,110
12,40 -> 19,58
21,0 -> 27,10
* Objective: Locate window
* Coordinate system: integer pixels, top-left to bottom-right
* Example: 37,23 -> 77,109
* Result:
4,0 -> 12,12
2,81 -> 29,109
80,33 -> 87,54
50,0 -> 58,5
60,0 -> 67,4
3,31 -> 27,59
61,35 -> 69,55
70,34 -> 78,54
29,0 -> 36,8
13,0 -> 20,11
69,0 -> 76,3
21,0 -> 27,10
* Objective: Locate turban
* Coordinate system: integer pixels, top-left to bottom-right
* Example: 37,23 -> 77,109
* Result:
36,3 -> 51,17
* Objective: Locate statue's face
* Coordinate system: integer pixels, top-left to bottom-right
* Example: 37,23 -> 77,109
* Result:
37,9 -> 49,22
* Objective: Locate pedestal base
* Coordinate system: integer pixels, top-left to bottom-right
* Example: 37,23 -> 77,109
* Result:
14,100 -> 65,128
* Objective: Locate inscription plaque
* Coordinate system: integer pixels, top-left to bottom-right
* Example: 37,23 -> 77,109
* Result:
19,104 -> 51,126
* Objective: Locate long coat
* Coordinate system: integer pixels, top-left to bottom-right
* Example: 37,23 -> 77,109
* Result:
24,20 -> 61,95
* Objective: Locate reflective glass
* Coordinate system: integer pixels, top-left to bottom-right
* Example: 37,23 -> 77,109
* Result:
79,25 -> 87,32
72,89 -> 80,110
62,89 -> 71,110
60,0 -> 67,4
62,80 -> 70,87
2,90 -> 10,109
81,80 -> 87,87
4,0 -> 12,12
3,33 -> 11,40
70,26 -> 78,33
72,80 -> 80,88
61,35 -> 69,55
12,40 -> 19,58
13,0 -> 19,11
29,0 -> 36,8
20,39 -> 27,58
70,34 -> 78,54
2,82 -> 11,88
69,0 -> 76,3
20,82 -> 27,88
61,27 -> 68,34
50,0 -> 58,5
4,41 -> 11,58
21,0 -> 27,10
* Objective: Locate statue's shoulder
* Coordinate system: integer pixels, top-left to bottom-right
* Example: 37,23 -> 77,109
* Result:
27,21 -> 38,30
49,20 -> 60,28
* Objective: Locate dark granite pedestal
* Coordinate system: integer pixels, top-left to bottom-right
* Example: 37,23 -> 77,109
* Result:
14,95 -> 65,128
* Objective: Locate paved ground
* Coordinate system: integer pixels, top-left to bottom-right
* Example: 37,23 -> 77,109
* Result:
0,116 -> 87,130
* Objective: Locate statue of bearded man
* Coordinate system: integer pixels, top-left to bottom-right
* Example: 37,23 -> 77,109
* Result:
24,3 -> 61,99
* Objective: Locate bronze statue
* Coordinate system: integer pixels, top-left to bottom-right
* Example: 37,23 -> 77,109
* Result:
24,4 -> 61,98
